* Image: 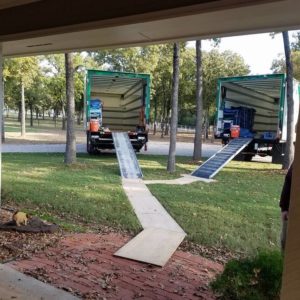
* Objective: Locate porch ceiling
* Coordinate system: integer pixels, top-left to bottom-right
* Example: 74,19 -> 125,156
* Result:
0,0 -> 299,56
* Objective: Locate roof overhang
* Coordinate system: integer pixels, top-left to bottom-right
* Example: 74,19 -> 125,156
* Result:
0,0 -> 300,57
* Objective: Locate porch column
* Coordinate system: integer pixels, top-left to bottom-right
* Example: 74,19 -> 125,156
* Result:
0,44 -> 3,207
281,120 -> 300,299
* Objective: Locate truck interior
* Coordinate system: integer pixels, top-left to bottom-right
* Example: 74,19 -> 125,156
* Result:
217,74 -> 285,141
88,71 -> 149,132
86,70 -> 150,152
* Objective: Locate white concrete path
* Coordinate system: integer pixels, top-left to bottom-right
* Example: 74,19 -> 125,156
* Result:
114,178 -> 186,266
144,174 -> 215,185
121,179 -> 185,232
0,264 -> 78,300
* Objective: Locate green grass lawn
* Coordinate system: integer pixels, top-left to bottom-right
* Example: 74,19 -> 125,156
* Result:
2,153 -> 284,256
2,153 -> 141,232
4,117 -> 83,133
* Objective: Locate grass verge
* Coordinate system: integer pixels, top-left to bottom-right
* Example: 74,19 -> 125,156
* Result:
2,153 -> 141,233
2,153 -> 284,256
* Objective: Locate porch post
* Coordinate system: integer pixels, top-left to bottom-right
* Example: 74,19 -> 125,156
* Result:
281,120 -> 300,299
0,44 -> 3,209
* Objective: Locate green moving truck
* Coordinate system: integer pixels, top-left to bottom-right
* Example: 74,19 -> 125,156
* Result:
214,74 -> 299,163
85,70 -> 150,153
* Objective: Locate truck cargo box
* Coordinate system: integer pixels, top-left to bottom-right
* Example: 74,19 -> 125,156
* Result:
85,70 -> 150,153
215,74 -> 299,162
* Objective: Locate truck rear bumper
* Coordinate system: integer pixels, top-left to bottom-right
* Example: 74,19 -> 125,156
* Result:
88,131 -> 147,151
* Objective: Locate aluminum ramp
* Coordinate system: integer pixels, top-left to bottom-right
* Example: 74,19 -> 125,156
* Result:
191,138 -> 253,179
112,132 -> 143,179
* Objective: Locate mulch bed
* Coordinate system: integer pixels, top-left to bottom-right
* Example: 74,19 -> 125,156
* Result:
0,208 -> 63,263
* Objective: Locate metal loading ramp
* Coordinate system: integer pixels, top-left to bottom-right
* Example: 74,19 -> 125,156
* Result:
192,138 -> 253,179
112,132 -> 143,179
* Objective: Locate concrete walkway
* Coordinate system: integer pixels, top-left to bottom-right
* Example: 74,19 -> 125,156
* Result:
0,264 -> 78,300
144,174 -> 214,185
115,178 -> 186,266
121,178 -> 186,232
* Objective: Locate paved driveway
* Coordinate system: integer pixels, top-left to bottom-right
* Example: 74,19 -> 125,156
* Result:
2,141 -> 222,158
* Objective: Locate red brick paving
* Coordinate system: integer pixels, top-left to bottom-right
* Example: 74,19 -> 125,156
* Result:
8,233 -> 223,299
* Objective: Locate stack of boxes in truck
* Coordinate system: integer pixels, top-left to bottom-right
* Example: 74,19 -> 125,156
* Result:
89,99 -> 102,132
222,106 -> 256,141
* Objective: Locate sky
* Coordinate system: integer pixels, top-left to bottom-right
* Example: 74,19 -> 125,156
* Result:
191,31 -> 299,75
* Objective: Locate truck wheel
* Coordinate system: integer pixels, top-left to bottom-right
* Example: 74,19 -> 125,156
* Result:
234,153 -> 253,162
272,143 -> 285,164
243,154 -> 254,162
87,133 -> 95,154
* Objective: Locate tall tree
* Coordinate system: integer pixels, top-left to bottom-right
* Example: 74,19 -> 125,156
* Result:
282,31 -> 295,169
193,40 -> 203,160
167,43 -> 180,173
21,81 -> 25,136
64,53 -> 76,164
4,57 -> 39,136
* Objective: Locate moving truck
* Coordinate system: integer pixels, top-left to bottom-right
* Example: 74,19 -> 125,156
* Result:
214,74 -> 299,163
85,70 -> 150,153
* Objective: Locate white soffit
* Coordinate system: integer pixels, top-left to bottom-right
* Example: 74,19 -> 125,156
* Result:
2,0 -> 300,56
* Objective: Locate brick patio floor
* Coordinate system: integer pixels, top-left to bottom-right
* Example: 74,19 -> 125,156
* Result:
8,233 -> 223,299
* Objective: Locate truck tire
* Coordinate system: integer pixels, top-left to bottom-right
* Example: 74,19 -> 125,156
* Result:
272,143 -> 285,164
234,153 -> 254,162
233,144 -> 254,162
243,154 -> 254,161
87,133 -> 95,154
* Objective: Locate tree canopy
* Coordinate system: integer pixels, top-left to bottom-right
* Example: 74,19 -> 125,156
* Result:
3,44 -> 250,128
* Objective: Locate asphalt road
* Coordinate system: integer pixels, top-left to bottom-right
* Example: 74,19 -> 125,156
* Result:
2,141 -> 222,158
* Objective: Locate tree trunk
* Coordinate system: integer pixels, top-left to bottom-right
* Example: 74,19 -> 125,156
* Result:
164,118 -> 169,136
64,52 -> 77,164
282,31 -> 295,169
193,40 -> 203,161
77,112 -> 81,125
167,43 -> 180,173
18,102 -> 21,122
30,103 -> 33,127
61,105 -> 66,130
165,99 -> 171,136
21,81 -> 26,137
153,97 -> 157,135
160,121 -> 165,138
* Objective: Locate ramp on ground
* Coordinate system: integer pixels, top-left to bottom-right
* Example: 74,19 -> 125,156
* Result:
192,138 -> 253,179
114,178 -> 186,266
112,132 -> 143,179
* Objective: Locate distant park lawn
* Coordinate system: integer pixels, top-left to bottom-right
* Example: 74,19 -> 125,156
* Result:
2,153 -> 284,256
4,116 -> 83,133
